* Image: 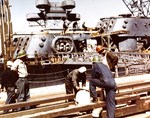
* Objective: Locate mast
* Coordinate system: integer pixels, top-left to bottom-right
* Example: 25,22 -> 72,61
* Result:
0,0 -> 13,69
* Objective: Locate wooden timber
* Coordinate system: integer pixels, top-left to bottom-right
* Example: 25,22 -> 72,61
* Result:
0,76 -> 150,117
0,94 -> 75,111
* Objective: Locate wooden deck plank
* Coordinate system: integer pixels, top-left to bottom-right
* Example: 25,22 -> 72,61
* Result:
0,102 -> 74,118
0,94 -> 75,111
22,102 -> 105,118
0,75 -> 150,117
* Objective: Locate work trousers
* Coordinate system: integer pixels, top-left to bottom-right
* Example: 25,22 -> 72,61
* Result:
3,87 -> 16,113
5,87 -> 16,104
90,78 -> 116,118
16,77 -> 30,111
64,78 -> 78,95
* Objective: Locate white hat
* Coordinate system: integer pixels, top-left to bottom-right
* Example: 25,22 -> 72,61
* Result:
6,61 -> 13,68
78,66 -> 87,73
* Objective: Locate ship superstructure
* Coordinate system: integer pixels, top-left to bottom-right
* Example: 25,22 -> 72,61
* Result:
0,0 -> 150,82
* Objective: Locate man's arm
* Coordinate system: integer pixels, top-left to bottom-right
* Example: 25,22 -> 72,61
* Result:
107,52 -> 118,71
72,72 -> 78,88
82,74 -> 86,87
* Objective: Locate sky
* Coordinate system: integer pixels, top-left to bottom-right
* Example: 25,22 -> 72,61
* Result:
9,0 -> 130,33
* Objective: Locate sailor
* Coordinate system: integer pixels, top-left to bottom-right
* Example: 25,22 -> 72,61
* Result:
73,21 -> 78,31
64,66 -> 87,101
82,22 -> 88,31
11,50 -> 30,111
63,20 -> 68,33
89,45 -> 118,118
89,62 -> 117,118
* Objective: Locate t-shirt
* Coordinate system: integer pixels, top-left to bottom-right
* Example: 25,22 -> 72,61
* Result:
11,59 -> 28,77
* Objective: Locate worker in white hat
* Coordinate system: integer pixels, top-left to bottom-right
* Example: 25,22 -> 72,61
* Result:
64,66 -> 87,102
1,60 -> 18,113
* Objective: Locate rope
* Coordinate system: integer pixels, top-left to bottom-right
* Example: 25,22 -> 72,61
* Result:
29,77 -> 65,84
29,69 -> 68,76
28,68 -> 92,84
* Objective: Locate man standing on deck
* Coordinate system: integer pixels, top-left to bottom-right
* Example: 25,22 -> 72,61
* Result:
82,22 -> 88,31
89,62 -> 117,118
1,60 -> 18,113
11,50 -> 30,111
89,45 -> 118,118
96,45 -> 118,72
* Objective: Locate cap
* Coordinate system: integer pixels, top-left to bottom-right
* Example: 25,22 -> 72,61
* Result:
17,50 -> 27,59
78,66 -> 87,73
96,45 -> 104,53
6,61 -> 13,68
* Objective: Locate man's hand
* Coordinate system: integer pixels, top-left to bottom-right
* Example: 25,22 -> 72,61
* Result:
1,89 -> 4,92
76,86 -> 80,90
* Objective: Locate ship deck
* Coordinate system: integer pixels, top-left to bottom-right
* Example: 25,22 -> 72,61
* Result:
0,73 -> 150,117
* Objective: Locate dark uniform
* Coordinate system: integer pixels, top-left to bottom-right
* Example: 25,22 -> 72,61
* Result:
82,22 -> 87,31
63,20 -> 68,33
65,69 -> 86,95
90,45 -> 118,118
73,21 -> 78,31
1,66 -> 18,113
90,62 -> 116,118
